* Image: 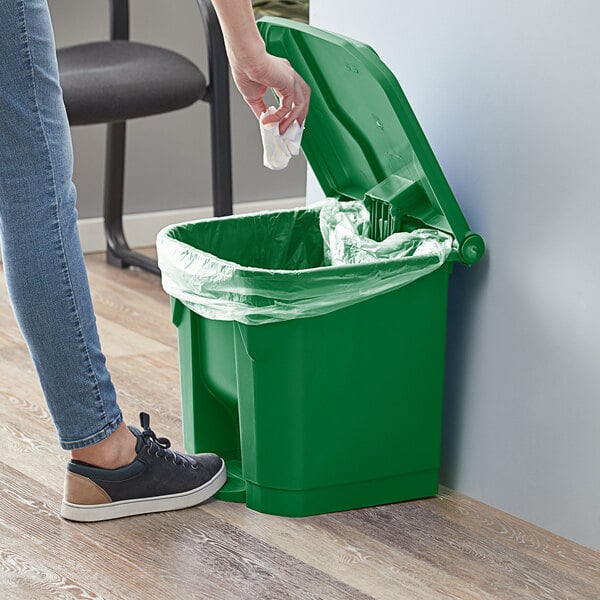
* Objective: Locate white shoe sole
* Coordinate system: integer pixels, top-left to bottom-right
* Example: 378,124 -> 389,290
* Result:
60,461 -> 227,522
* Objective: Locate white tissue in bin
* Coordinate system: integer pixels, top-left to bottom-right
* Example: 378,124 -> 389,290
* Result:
260,106 -> 304,170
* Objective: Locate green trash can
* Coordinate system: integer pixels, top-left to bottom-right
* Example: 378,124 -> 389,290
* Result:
157,18 -> 484,517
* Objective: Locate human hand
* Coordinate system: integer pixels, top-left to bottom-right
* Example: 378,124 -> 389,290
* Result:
231,52 -> 311,134
210,0 -> 310,134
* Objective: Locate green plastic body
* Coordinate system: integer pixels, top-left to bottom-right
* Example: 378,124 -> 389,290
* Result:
168,19 -> 484,516
172,256 -> 452,516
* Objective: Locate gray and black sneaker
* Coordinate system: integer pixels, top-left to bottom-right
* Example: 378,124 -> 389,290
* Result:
60,412 -> 226,522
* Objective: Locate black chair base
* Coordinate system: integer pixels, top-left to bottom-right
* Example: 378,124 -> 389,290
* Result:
102,121 -> 162,276
106,245 -> 161,275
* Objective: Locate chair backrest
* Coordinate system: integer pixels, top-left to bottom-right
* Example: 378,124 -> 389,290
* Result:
105,0 -> 226,96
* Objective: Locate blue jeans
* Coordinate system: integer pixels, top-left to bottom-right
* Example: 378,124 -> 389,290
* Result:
0,0 -> 122,449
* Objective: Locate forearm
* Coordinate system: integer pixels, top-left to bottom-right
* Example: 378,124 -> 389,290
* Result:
210,0 -> 265,68
210,0 -> 310,130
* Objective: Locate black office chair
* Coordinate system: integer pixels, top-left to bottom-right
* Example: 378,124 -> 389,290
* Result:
56,0 -> 232,275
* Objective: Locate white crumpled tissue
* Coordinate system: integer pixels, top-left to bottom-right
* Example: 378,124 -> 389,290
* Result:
259,106 -> 304,170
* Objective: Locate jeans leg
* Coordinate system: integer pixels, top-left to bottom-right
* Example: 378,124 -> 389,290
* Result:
0,0 -> 122,449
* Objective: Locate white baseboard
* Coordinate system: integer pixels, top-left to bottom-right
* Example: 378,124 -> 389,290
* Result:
77,196 -> 305,254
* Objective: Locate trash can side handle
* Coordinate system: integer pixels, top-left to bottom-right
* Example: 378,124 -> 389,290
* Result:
171,297 -> 185,327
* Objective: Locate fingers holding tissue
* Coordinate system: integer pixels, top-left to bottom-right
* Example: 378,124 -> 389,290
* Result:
260,106 -> 304,170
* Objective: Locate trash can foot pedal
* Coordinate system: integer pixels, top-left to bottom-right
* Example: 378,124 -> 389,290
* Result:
215,459 -> 246,502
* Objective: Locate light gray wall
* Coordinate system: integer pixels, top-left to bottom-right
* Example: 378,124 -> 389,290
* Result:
309,1 -> 600,550
48,0 -> 306,219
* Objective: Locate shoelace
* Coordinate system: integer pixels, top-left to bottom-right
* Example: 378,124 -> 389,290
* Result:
139,412 -> 196,468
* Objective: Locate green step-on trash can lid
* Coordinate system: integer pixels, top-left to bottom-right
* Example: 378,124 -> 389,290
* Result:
257,18 -> 484,265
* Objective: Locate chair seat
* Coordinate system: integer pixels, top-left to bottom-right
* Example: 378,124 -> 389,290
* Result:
57,41 -> 207,126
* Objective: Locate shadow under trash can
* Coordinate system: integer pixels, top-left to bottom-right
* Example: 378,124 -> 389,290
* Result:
157,18 -> 484,517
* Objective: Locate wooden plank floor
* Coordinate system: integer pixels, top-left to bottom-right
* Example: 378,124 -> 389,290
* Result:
1,251 -> 599,600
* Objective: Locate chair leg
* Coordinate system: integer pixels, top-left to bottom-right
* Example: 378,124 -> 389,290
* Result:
197,0 -> 233,217
104,121 -> 128,268
209,90 -> 233,217
103,121 -> 160,275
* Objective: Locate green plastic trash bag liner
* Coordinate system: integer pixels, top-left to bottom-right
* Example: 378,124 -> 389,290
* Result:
157,205 -> 452,325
